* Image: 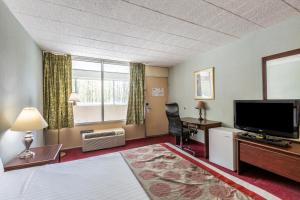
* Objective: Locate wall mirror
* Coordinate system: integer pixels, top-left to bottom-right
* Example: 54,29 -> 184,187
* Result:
262,48 -> 300,100
194,67 -> 215,100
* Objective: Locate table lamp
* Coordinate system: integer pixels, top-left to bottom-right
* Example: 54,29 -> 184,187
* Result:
11,107 -> 48,159
69,92 -> 80,105
56,92 -> 80,158
195,101 -> 206,121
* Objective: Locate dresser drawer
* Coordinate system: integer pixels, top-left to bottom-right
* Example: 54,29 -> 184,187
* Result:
239,142 -> 300,182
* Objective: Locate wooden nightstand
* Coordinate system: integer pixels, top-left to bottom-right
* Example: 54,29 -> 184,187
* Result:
4,144 -> 62,171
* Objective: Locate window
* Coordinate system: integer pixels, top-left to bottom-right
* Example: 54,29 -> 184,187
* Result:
72,59 -> 129,124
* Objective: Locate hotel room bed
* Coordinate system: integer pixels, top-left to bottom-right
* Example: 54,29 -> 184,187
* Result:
0,143 -> 279,200
0,153 -> 149,200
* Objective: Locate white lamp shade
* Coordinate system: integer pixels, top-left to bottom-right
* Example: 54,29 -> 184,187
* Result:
11,107 -> 48,132
69,93 -> 80,103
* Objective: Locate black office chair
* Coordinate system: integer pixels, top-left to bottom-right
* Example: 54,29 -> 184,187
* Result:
165,103 -> 196,155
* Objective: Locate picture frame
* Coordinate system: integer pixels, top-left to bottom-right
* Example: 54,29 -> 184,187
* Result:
194,67 -> 215,100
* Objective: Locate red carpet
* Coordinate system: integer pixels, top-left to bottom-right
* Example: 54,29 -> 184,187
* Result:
62,135 -> 300,200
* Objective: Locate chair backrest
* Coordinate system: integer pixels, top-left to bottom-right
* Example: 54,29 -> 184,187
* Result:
165,103 -> 183,136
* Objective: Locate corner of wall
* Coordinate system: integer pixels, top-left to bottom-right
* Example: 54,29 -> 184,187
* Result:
0,1 -> 43,163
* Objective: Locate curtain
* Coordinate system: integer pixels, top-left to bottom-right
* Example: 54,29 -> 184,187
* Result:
43,52 -> 74,129
126,63 -> 145,125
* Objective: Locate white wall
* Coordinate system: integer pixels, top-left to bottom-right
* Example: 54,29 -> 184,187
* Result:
0,0 -> 43,163
169,16 -> 300,127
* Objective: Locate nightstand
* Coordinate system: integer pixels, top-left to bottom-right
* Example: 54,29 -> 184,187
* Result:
4,144 -> 62,171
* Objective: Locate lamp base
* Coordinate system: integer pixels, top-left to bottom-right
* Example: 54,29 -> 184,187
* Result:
19,131 -> 34,159
198,117 -> 204,121
197,108 -> 204,121
19,150 -> 35,159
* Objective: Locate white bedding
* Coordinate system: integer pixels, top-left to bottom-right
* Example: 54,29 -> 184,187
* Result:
0,144 -> 280,200
0,153 -> 149,200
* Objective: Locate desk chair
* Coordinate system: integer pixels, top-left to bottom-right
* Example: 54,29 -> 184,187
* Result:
165,103 -> 196,155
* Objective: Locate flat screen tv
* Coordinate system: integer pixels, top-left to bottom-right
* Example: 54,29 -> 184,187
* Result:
234,100 -> 300,139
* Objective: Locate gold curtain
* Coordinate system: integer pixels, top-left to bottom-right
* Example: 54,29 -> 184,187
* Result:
126,63 -> 145,125
43,52 -> 74,129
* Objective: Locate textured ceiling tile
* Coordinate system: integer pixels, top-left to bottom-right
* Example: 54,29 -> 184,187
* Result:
3,0 -> 299,66
38,39 -> 184,66
3,0 -> 228,64
285,0 -> 300,9
206,0 -> 299,27
10,0 -> 216,46
126,0 -> 261,37
35,0 -> 235,43
29,29 -> 186,59
33,32 -> 186,60
17,14 -> 199,56
39,40 -> 138,60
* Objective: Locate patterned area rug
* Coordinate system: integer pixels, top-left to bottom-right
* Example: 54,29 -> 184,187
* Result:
121,144 -> 269,200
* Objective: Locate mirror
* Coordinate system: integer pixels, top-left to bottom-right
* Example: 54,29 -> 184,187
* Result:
262,49 -> 300,99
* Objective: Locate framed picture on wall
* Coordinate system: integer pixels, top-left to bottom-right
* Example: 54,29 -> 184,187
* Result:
194,67 -> 215,99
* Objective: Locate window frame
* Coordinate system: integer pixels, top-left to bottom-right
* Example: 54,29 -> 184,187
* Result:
72,56 -> 129,124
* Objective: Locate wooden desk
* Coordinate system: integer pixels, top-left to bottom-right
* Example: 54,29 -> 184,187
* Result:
236,137 -> 300,183
181,117 -> 222,159
4,144 -> 62,171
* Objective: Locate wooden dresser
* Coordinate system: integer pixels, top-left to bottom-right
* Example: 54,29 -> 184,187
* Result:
236,138 -> 300,183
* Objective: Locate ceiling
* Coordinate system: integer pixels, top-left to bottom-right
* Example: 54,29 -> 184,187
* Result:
3,0 -> 300,67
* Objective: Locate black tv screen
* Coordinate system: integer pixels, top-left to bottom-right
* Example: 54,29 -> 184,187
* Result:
234,100 -> 299,138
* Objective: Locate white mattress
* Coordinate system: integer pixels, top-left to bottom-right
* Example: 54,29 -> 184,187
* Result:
0,144 -> 279,200
0,153 -> 149,200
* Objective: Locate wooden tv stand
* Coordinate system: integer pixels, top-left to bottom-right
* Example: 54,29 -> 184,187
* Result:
236,137 -> 300,183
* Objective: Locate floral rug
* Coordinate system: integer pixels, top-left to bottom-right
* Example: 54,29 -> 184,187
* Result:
121,144 -> 266,200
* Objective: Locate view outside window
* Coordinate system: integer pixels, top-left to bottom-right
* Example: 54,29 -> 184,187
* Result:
76,79 -> 102,104
114,80 -> 129,104
72,59 -> 129,123
103,63 -> 129,121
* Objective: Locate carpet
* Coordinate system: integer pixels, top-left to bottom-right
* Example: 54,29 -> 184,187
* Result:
62,134 -> 300,200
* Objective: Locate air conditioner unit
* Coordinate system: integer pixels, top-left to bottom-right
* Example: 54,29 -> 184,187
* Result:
82,128 -> 125,152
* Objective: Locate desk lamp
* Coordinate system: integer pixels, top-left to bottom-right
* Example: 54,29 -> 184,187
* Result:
195,101 -> 206,121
